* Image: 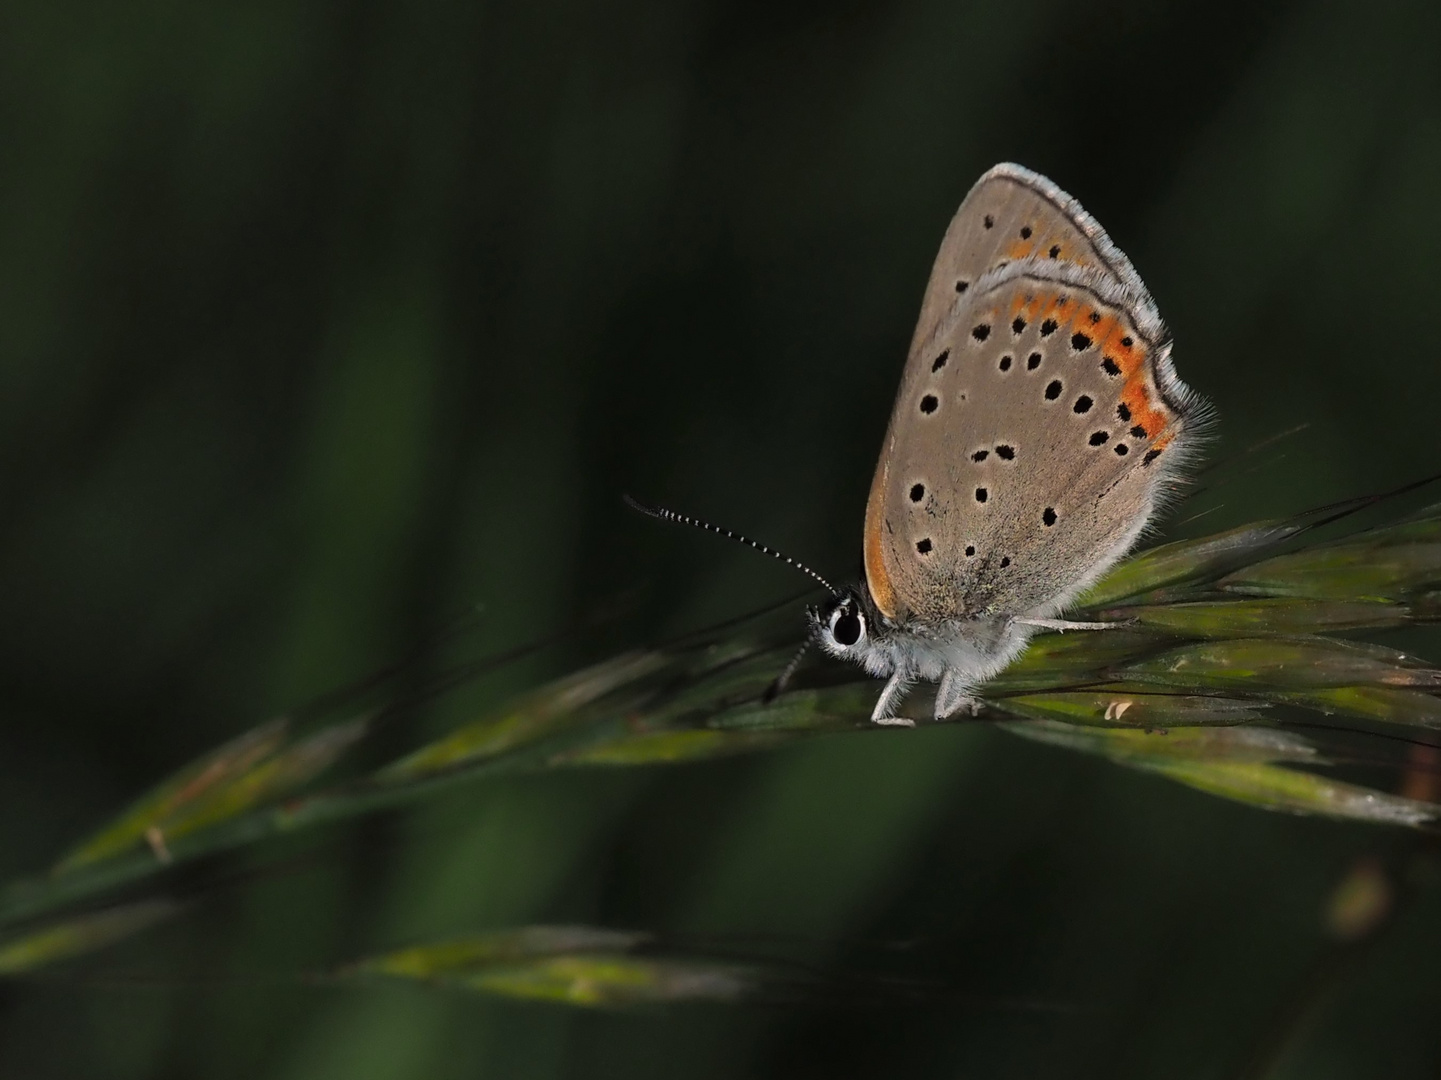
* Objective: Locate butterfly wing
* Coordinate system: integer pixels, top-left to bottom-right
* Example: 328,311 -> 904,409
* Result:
864,168 -> 1202,624
903,163 -> 1162,362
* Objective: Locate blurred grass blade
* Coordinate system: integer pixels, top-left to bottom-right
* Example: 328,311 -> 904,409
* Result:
549,728 -> 791,766
434,954 -> 754,1007
549,681 -> 876,767
379,651 -> 667,781
1001,720 -> 1434,826
0,899 -> 179,975
54,720 -> 288,874
338,926 -> 762,1007
350,925 -> 648,970
999,719 -> 1320,764
55,718 -> 366,875
706,684 -> 878,733
153,718 -> 369,841
1142,760 -> 1435,827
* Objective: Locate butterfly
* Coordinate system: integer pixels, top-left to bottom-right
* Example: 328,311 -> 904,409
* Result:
631,164 -> 1204,725
808,164 -> 1204,723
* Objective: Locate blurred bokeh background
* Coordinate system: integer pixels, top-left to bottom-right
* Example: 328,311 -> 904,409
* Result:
4,0 -> 1441,1075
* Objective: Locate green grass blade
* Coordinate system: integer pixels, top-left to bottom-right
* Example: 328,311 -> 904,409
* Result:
1141,760 -> 1435,826
54,720 -> 288,874
999,719 -> 1321,763
1269,686 -> 1441,729
338,926 -> 761,1007
989,692 -> 1267,728
1001,719 -> 1434,825
983,628 -> 1171,693
349,925 -> 647,970
378,651 -> 667,781
152,718 -> 369,842
445,955 -> 754,1006
1117,638 -> 1441,693
1113,597 -> 1410,637
549,728 -> 793,766
0,899 -> 180,975
1221,536 -> 1441,603
1074,519 -> 1311,608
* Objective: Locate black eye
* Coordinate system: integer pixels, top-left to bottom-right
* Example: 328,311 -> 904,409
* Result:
833,610 -> 862,646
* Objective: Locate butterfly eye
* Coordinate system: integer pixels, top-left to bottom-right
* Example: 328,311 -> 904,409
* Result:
829,606 -> 865,648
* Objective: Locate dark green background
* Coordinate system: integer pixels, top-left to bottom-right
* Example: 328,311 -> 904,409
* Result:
4,0 -> 1441,1075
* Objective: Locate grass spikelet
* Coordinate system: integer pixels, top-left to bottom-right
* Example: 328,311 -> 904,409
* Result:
0,900 -> 180,976
336,926 -> 766,1007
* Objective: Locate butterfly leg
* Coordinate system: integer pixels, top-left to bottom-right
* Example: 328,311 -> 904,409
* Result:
934,668 -> 982,719
1014,617 -> 1124,632
870,671 -> 915,727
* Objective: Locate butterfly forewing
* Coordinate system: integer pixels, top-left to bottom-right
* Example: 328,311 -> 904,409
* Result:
866,257 -> 1193,625
905,163 -> 1161,363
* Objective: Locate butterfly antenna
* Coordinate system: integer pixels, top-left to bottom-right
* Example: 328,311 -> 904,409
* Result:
623,495 -> 837,594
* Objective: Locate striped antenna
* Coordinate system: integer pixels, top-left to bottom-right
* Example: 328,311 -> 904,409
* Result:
624,495 -> 837,595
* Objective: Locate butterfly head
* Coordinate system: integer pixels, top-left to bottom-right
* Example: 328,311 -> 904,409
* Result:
809,586 -> 879,661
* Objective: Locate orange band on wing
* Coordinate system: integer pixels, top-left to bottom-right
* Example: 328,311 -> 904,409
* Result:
862,456 -> 898,620
1004,233 -> 1093,267
1011,287 -> 1176,441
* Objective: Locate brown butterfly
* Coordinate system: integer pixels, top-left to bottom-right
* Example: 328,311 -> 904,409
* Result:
632,165 -> 1205,724
810,164 -> 1206,723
